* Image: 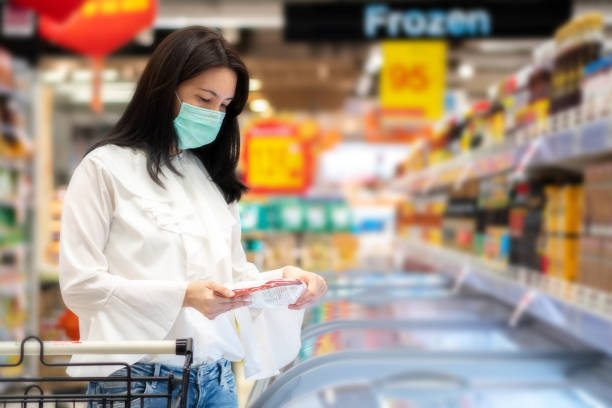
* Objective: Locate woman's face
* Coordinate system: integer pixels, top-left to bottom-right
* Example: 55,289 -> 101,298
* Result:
175,67 -> 237,115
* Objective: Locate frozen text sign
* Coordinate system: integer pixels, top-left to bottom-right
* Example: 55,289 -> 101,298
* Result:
365,5 -> 490,39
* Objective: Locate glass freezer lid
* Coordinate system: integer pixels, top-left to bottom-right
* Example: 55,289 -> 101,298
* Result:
323,286 -> 452,302
321,272 -> 452,301
298,325 -> 566,362
304,297 -> 512,328
286,384 -> 609,408
323,272 -> 450,288
250,352 -> 609,408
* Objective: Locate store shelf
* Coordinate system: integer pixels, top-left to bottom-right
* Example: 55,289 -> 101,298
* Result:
398,238 -> 612,356
392,117 -> 612,193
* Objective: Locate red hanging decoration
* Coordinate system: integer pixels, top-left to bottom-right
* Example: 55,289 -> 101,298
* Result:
11,0 -> 85,22
38,0 -> 157,58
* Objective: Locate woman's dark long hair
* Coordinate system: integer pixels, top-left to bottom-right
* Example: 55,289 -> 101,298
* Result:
90,26 -> 249,203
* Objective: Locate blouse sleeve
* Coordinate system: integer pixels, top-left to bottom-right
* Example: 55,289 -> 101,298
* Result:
229,202 -> 284,282
59,155 -> 188,335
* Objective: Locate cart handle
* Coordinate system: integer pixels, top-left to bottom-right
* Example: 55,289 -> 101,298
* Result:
0,338 -> 192,356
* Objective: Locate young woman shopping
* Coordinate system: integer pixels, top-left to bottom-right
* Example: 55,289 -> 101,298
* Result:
59,26 -> 327,408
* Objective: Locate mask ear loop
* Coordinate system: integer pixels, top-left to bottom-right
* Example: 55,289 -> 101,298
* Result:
173,92 -> 184,156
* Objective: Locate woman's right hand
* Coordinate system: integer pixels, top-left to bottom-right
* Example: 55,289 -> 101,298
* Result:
183,281 -> 251,319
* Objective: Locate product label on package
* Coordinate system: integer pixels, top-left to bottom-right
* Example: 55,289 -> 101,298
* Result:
229,279 -> 306,309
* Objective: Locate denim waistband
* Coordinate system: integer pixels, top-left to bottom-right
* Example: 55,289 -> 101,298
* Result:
132,358 -> 232,387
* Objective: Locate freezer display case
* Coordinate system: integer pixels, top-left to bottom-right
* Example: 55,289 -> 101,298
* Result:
248,270 -> 612,408
250,351 -> 612,408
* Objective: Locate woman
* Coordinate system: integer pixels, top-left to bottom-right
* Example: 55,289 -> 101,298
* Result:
59,26 -> 327,407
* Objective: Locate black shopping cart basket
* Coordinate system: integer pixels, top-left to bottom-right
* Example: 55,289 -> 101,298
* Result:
0,336 -> 193,408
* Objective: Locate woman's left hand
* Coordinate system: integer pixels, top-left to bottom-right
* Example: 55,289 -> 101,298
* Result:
282,266 -> 327,310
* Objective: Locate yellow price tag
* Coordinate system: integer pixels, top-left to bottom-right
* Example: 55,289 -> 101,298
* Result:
380,41 -> 447,120
247,137 -> 305,188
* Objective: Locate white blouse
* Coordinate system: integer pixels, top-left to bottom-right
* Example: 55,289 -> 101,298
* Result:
59,144 -> 304,380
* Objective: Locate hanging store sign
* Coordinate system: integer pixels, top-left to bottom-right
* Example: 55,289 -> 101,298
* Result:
380,41 -> 446,120
284,0 -> 571,41
243,119 -> 314,194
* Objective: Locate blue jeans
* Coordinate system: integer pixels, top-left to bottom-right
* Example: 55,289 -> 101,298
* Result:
86,359 -> 238,408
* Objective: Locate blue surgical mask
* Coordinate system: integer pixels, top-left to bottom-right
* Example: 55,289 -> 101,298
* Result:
173,93 -> 225,149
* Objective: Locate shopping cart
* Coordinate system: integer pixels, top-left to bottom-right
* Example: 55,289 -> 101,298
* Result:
0,336 -> 193,408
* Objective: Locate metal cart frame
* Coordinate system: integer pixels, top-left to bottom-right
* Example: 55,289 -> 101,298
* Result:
0,336 -> 193,408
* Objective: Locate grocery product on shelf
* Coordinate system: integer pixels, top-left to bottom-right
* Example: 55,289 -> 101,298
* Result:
579,161 -> 612,292
542,183 -> 583,280
508,181 -> 545,271
44,187 -> 65,267
442,180 -> 478,253
551,13 -> 604,118
583,55 -> 612,121
476,175 -> 510,265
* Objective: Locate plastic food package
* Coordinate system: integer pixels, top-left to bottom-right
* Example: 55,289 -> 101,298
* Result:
229,279 -> 306,308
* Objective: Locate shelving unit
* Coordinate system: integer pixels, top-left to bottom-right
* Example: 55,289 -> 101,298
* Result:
0,50 -> 36,378
392,116 -> 612,194
398,238 -> 612,355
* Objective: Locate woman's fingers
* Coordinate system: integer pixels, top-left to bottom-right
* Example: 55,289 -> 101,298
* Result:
216,295 -> 251,304
293,288 -> 315,306
288,297 -> 316,310
208,282 -> 235,297
289,272 -> 327,309
289,288 -> 317,309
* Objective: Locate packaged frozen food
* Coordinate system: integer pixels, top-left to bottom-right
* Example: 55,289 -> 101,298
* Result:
229,279 -> 306,308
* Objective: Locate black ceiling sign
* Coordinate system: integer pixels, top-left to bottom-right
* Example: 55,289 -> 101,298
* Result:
284,1 -> 572,41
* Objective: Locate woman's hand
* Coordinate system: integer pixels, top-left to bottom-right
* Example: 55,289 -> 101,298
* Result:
183,281 -> 251,319
282,266 -> 327,310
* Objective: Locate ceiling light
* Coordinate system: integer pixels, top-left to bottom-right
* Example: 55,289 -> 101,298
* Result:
250,98 -> 270,113
72,69 -> 92,82
41,70 -> 67,83
65,82 -> 136,104
365,45 -> 383,74
249,78 -> 262,92
457,63 -> 474,79
102,69 -> 119,81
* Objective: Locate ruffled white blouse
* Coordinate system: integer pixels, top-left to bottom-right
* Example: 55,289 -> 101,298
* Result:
59,144 -> 304,380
